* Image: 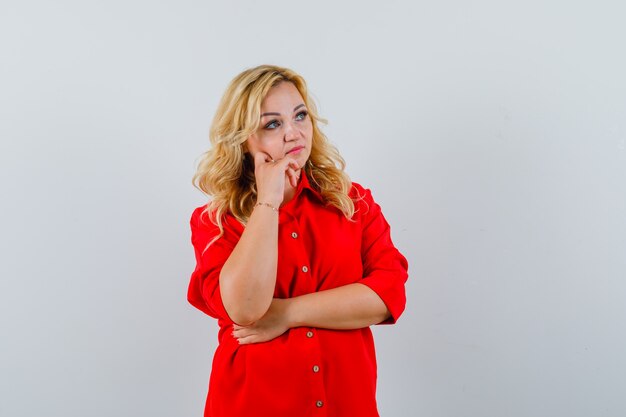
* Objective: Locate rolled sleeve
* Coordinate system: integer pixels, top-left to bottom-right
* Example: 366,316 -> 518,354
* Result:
356,186 -> 409,325
187,206 -> 237,322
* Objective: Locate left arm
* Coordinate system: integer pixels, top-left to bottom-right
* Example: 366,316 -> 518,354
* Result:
288,282 -> 390,329
233,284 -> 389,344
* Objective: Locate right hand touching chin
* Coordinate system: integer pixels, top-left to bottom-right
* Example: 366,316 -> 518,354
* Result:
253,151 -> 300,207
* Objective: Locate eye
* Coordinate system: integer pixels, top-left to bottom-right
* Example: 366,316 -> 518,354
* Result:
295,110 -> 308,121
264,120 -> 280,129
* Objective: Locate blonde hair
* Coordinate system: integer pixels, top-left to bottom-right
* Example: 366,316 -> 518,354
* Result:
192,64 -> 355,245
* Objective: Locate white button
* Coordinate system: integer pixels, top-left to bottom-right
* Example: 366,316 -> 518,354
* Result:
306,331 -> 314,338
291,232 -> 298,238
302,266 -> 308,273
316,400 -> 324,407
312,365 -> 320,373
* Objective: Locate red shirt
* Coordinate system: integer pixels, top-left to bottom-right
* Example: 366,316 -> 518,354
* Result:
188,170 -> 409,417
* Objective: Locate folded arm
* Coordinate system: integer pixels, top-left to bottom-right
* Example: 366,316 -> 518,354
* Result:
233,184 -> 408,345
233,283 -> 390,345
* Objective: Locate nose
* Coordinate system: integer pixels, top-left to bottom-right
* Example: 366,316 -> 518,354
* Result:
283,120 -> 299,142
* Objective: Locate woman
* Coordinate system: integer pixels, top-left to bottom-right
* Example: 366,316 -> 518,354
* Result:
188,64 -> 408,417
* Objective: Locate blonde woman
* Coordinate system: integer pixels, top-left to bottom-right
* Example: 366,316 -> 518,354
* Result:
188,64 -> 408,417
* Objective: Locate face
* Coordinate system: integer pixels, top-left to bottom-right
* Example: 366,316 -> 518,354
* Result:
245,81 -> 313,168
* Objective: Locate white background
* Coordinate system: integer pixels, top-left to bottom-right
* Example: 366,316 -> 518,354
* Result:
1,1 -> 625,416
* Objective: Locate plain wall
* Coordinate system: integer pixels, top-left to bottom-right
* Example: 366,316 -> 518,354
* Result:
1,1 -> 625,416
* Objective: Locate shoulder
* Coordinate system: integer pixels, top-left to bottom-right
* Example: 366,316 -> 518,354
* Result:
189,203 -> 244,240
349,180 -> 370,194
189,205 -> 219,245
348,180 -> 378,217
190,204 -> 213,228
348,181 -> 374,204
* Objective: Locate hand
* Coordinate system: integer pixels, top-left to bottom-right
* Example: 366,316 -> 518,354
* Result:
232,298 -> 292,344
253,152 -> 300,207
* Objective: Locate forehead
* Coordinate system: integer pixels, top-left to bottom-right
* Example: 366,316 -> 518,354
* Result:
260,81 -> 303,110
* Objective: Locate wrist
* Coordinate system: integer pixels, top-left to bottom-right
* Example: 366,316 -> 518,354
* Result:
254,201 -> 279,212
283,297 -> 302,328
256,194 -> 283,209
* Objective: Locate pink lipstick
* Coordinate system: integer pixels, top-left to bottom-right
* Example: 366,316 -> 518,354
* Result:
287,146 -> 304,155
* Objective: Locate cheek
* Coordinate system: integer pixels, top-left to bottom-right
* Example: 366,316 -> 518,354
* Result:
303,121 -> 313,137
256,130 -> 281,145
249,133 -> 271,151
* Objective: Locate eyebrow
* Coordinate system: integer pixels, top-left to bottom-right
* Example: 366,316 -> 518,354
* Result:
260,104 -> 306,118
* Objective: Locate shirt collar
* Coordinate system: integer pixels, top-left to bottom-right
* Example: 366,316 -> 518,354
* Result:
296,168 -> 324,202
278,168 -> 324,223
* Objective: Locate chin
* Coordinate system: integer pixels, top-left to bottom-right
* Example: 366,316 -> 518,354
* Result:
299,154 -> 311,167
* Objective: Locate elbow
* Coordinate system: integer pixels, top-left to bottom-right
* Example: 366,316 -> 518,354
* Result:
381,307 -> 392,323
219,270 -> 273,326
220,284 -> 271,326
224,305 -> 266,327
370,307 -> 396,326
374,305 -> 393,325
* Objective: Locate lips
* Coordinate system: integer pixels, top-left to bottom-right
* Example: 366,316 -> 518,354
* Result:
287,146 -> 305,155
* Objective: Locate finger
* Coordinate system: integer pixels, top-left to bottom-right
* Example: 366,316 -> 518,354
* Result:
286,167 -> 298,188
232,328 -> 251,338
237,335 -> 258,345
274,155 -> 296,168
232,324 -> 252,335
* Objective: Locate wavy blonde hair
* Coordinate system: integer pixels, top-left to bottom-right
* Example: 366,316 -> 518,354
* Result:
192,64 -> 355,246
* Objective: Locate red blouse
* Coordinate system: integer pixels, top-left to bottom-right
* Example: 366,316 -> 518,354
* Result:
188,170 -> 409,417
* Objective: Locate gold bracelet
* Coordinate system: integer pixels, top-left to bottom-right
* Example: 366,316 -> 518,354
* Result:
254,202 -> 279,212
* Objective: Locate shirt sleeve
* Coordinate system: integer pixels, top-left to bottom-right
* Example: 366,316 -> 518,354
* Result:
355,185 -> 409,325
187,206 -> 238,322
